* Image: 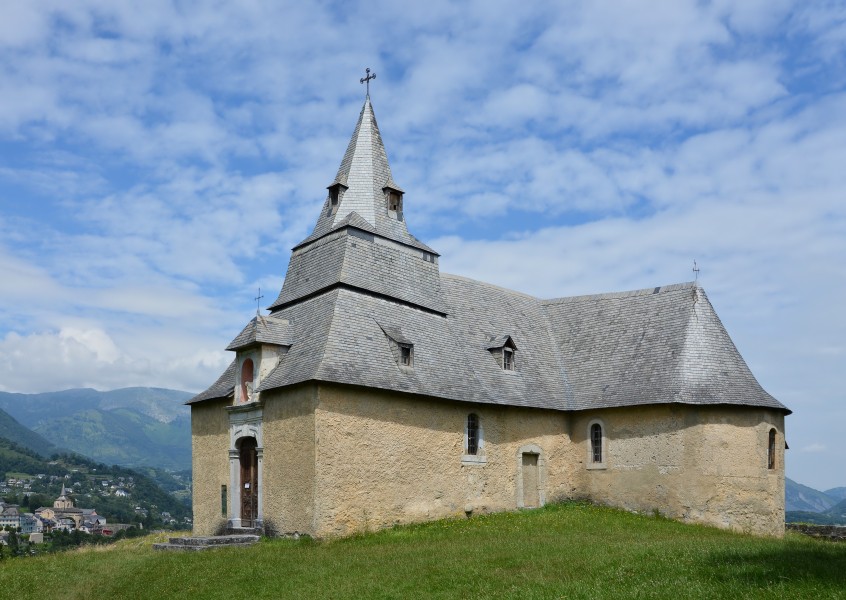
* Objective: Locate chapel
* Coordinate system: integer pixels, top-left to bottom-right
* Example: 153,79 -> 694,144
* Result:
189,88 -> 789,538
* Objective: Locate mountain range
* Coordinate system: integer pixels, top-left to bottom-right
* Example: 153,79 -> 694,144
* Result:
785,477 -> 846,525
0,387 -> 192,471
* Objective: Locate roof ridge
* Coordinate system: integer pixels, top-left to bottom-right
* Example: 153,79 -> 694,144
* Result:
542,281 -> 697,305
440,272 -> 541,301
294,215 -> 436,254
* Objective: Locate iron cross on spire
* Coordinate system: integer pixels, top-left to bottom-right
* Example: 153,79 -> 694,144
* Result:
693,260 -> 700,283
254,287 -> 264,317
360,67 -> 376,96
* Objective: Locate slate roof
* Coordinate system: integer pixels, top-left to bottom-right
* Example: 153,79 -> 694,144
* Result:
251,280 -> 571,410
226,316 -> 292,351
269,219 -> 448,315
195,271 -> 787,413
541,283 -> 787,412
190,97 -> 787,416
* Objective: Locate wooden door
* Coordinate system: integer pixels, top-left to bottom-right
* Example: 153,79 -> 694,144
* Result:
239,438 -> 258,527
522,453 -> 539,508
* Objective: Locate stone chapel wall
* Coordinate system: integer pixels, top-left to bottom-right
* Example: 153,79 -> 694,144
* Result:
311,384 -> 573,538
191,398 -> 230,535
569,404 -> 786,537
261,384 -> 318,535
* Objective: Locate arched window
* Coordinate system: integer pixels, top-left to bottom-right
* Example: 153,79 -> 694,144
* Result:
591,423 -> 603,464
240,359 -> 254,403
768,428 -> 776,470
467,413 -> 479,455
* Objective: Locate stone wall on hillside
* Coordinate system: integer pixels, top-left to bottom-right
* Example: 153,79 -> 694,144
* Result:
787,523 -> 846,541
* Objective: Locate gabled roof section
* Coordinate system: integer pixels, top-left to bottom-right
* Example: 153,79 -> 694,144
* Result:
378,322 -> 413,345
225,315 -> 291,351
299,97 -> 435,254
484,334 -> 517,350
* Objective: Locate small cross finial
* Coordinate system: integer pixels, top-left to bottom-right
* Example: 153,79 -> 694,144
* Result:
360,67 -> 376,96
254,287 -> 264,317
693,260 -> 700,283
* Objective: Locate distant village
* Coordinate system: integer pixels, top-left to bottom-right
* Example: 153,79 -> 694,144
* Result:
1,468 -> 186,546
0,487 -> 130,540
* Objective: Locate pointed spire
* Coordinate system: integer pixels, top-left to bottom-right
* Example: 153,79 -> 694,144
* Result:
299,96 -> 433,253
328,96 -> 393,227
294,96 -> 437,255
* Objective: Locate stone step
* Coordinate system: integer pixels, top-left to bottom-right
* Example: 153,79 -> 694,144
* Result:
169,534 -> 260,546
152,543 -> 210,552
153,534 -> 260,551
152,541 -> 259,552
223,527 -> 263,536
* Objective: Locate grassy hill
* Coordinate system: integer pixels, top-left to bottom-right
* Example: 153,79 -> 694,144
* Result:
1,503 -> 844,599
0,407 -> 58,457
0,388 -> 192,470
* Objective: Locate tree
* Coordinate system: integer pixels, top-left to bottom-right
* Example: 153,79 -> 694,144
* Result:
8,530 -> 19,556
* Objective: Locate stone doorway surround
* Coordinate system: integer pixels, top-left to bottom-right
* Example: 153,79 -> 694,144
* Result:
516,444 -> 545,509
227,401 -> 264,529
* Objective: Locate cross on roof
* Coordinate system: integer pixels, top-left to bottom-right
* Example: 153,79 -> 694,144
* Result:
360,67 -> 376,96
254,288 -> 264,316
693,260 -> 700,283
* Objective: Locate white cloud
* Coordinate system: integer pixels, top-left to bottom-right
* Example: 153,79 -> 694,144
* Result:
800,443 -> 826,453
0,326 -> 230,394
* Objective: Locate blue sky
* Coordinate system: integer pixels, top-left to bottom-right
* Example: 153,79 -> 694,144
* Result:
1,1 -> 844,490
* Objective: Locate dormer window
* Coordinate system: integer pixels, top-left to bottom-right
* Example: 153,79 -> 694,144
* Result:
485,335 -> 518,371
327,182 -> 347,215
378,322 -> 414,369
382,181 -> 404,217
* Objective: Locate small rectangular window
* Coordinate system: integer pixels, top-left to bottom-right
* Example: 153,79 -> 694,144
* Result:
591,424 -> 603,463
328,184 -> 344,215
467,413 -> 479,455
768,428 -> 776,470
400,345 -> 412,367
503,348 -> 514,370
387,190 -> 403,213
221,484 -> 227,516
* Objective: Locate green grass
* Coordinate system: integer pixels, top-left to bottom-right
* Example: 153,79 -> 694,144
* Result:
2,503 -> 845,599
